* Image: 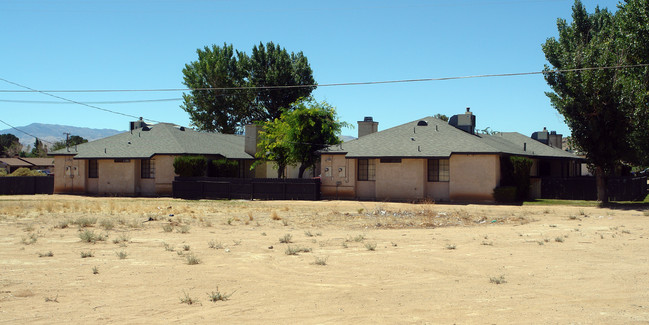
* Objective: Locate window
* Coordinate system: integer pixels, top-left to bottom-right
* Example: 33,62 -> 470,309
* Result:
428,159 -> 449,182
380,158 -> 402,163
114,159 -> 130,163
88,159 -> 98,178
141,159 -> 155,179
357,159 -> 376,181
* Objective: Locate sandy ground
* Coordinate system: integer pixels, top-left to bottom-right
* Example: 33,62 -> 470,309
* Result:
0,195 -> 648,324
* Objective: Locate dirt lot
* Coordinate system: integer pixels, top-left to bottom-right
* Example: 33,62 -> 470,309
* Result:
0,195 -> 648,324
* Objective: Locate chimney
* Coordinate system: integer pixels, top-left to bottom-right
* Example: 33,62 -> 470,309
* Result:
130,117 -> 147,131
548,130 -> 563,149
448,107 -> 476,134
357,116 -> 378,138
244,124 -> 261,156
531,127 -> 550,145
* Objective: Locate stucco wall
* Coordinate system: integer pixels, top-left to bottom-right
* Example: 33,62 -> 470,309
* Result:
449,154 -> 500,201
93,159 -> 135,195
151,155 -> 176,195
320,154 -> 355,199
375,159 -> 425,201
53,156 -> 87,194
425,182 -> 450,201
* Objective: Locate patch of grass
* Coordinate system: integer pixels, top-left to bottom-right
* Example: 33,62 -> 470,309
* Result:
116,250 -> 128,259
38,251 -> 54,257
56,219 -> 72,229
73,216 -> 98,228
185,253 -> 201,265
80,251 -> 94,258
208,240 -> 224,249
261,232 -> 267,236
176,225 -> 191,234
233,240 -> 241,246
180,291 -> 199,305
523,199 -> 599,207
342,242 -> 348,249
481,241 -> 493,246
271,211 -> 281,220
537,240 -> 544,245
162,224 -> 174,232
357,208 -> 365,214
44,294 -> 59,303
79,230 -> 106,243
21,233 -> 39,245
555,236 -> 564,243
207,287 -> 234,302
490,275 -> 507,284
99,219 -> 115,230
549,224 -> 557,228
346,234 -> 365,242
364,242 -> 377,251
279,233 -> 293,244
163,242 -> 174,251
304,230 -> 314,237
285,246 -> 312,255
92,266 -> 99,274
446,244 -> 457,250
313,256 -> 328,266
282,219 -> 289,226
112,233 -> 130,244
568,215 -> 578,220
24,224 -> 35,232
183,244 -> 191,251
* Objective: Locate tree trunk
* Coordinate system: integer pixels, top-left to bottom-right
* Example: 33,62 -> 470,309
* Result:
595,166 -> 608,203
297,164 -> 308,179
276,164 -> 285,179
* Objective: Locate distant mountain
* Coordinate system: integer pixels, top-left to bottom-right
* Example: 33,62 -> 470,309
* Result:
0,123 -> 123,147
341,135 -> 356,142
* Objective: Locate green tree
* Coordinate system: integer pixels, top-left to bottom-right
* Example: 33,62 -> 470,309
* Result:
433,113 -> 449,122
30,138 -> 48,157
616,0 -> 649,166
542,1 -> 630,202
51,135 -> 88,151
181,42 -> 316,134
0,134 -> 20,157
255,98 -> 348,178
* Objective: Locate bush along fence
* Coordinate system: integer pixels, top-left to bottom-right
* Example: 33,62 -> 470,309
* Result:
540,176 -> 648,201
172,177 -> 321,200
0,176 -> 54,195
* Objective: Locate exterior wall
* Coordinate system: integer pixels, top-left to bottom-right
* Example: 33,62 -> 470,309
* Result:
375,159 -> 425,201
53,155 -> 87,194
449,154 -> 500,201
425,182 -> 450,201
151,155 -> 176,195
96,159 -> 136,195
320,154 -> 355,199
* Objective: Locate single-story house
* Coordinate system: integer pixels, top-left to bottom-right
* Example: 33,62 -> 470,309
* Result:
319,108 -> 583,202
0,157 -> 55,174
49,120 -> 311,196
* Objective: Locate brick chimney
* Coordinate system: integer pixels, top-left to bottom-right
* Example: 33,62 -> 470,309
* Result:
357,116 -> 378,138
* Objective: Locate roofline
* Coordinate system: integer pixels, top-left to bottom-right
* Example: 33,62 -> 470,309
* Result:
70,153 -> 255,160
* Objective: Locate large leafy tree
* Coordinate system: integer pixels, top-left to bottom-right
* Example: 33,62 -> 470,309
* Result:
181,42 -> 316,134
255,98 -> 348,178
0,134 -> 20,157
616,0 -> 649,166
51,135 -> 88,151
542,1 -> 632,202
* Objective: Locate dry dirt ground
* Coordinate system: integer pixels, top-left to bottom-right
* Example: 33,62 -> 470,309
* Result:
0,195 -> 648,324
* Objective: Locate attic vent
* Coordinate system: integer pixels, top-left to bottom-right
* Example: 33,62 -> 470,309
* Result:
179,126 -> 185,131
417,120 -> 428,126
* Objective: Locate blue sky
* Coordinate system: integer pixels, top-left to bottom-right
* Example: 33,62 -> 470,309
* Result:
0,0 -> 621,138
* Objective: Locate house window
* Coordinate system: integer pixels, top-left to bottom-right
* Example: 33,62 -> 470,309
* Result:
428,159 -> 449,182
88,159 -> 98,178
114,159 -> 130,163
357,159 -> 376,181
380,158 -> 402,163
141,159 -> 154,179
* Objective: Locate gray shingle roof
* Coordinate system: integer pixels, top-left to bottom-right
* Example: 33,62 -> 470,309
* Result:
323,116 -> 582,160
50,123 -> 253,160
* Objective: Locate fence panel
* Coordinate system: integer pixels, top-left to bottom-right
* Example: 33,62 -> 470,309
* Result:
172,177 -> 320,201
0,176 -> 54,195
540,176 -> 647,201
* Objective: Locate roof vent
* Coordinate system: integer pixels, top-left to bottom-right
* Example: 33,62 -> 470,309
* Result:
417,120 -> 428,126
179,126 -> 185,131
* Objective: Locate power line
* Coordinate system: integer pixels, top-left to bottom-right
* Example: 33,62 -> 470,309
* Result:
0,77 -> 165,124
0,98 -> 183,104
1,64 -> 647,93
0,118 -> 56,145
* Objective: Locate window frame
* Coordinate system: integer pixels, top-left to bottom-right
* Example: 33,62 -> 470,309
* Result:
88,159 -> 98,179
357,158 -> 376,181
141,158 -> 155,179
427,158 -> 450,182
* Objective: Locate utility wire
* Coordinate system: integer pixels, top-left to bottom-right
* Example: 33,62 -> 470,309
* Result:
0,98 -> 183,104
1,64 -> 648,93
0,118 -> 56,145
0,77 -> 164,124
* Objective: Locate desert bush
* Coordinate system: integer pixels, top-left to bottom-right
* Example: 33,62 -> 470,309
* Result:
80,251 -> 94,258
38,251 -> 54,257
99,219 -> 115,230
7,167 -> 46,177
92,266 -> 99,274
162,224 -> 174,232
313,256 -> 328,265
180,291 -> 199,305
279,234 -> 293,243
285,246 -> 312,255
492,186 -> 517,203
208,240 -> 223,249
177,225 -> 191,234
185,253 -> 201,265
116,251 -> 128,259
490,275 -> 507,284
364,242 -> 377,251
21,233 -> 39,245
73,216 -> 98,228
207,287 -> 234,302
79,230 -> 105,243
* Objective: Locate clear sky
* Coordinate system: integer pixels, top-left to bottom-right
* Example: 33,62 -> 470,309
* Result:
0,0 -> 621,138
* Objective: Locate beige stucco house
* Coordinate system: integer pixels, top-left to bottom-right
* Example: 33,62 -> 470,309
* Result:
50,121 -> 256,196
320,109 -> 582,202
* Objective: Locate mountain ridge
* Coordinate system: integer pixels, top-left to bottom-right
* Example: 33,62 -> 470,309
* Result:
0,123 -> 124,147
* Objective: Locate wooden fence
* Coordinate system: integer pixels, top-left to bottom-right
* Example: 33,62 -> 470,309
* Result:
172,177 -> 321,200
0,176 -> 54,195
540,176 -> 648,201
